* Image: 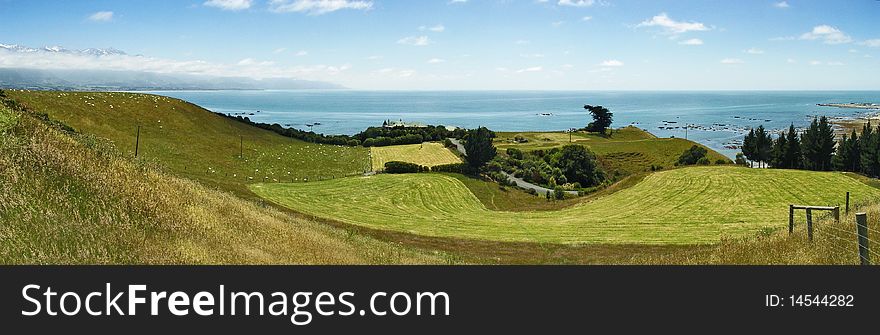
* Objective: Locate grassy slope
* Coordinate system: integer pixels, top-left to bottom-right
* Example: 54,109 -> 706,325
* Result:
370,142 -> 462,171
252,167 -> 880,245
0,97 -> 444,265
496,126 -> 730,175
4,90 -> 370,198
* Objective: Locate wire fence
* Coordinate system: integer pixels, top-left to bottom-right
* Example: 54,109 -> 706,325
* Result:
789,194 -> 877,265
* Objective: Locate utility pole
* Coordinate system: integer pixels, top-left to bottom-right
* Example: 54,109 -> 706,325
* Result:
135,125 -> 141,157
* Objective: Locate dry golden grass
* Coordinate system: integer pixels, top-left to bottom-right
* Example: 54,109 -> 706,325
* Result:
0,97 -> 446,265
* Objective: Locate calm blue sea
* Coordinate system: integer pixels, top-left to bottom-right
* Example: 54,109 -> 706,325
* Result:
146,90 -> 880,158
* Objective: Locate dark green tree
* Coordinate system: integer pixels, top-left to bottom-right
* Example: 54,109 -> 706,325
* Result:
784,124 -> 802,169
754,125 -> 772,168
584,105 -> 613,135
742,129 -> 756,167
860,122 -> 877,176
771,130 -> 788,168
833,131 -> 860,172
816,116 -> 835,171
463,126 -> 497,170
677,145 -> 708,165
551,144 -> 605,187
801,117 -> 821,170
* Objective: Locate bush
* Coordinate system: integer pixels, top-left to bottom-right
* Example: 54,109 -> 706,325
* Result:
735,153 -> 748,166
384,161 -> 423,173
346,139 -> 361,146
553,186 -> 566,200
697,157 -> 711,165
677,145 -> 708,165
506,148 -> 524,160
443,138 -> 454,148
431,163 -> 465,173
526,188 -> 538,196
714,159 -> 728,165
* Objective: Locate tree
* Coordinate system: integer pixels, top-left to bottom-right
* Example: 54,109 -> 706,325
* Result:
584,105 -> 613,135
834,131 -> 860,172
552,144 -> 605,187
463,126 -> 497,170
860,122 -> 877,176
801,117 -> 821,170
677,145 -> 708,165
784,124 -> 802,169
816,116 -> 836,171
742,129 -> 756,167
754,125 -> 772,168
735,153 -> 748,166
771,130 -> 788,168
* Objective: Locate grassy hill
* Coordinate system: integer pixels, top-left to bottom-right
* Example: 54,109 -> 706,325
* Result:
0,91 -> 444,264
252,167 -> 880,245
370,142 -> 462,171
4,90 -> 369,198
496,126 -> 731,175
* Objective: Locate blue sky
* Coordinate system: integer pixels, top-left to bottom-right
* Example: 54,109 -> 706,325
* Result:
1,0 -> 879,90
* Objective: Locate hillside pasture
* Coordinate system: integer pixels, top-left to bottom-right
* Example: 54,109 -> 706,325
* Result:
252,166 -> 880,245
371,142 -> 462,171
5,90 -> 370,197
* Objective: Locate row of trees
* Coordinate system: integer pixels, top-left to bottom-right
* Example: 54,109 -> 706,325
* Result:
832,121 -> 880,177
740,116 -> 840,172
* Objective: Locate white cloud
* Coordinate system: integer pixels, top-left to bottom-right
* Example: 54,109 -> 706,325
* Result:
859,39 -> 880,48
88,11 -> 114,22
294,50 -> 308,56
582,16 -> 592,21
720,58 -> 744,64
787,58 -> 797,64
552,21 -> 565,27
269,0 -> 373,15
799,25 -> 852,44
515,66 -> 543,73
0,45 -> 350,81
397,36 -> 431,46
204,0 -> 253,11
419,24 -> 445,32
746,47 -> 764,54
636,13 -> 710,35
809,60 -> 822,65
599,59 -> 624,67
373,68 -> 416,78
773,1 -> 790,8
427,58 -> 446,64
273,48 -> 288,54
679,38 -> 703,45
558,0 -> 595,7
448,0 -> 467,4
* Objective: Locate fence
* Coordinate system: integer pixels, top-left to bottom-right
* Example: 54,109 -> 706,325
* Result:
788,191 -> 877,265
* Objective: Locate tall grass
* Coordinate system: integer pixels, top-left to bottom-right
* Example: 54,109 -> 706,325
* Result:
0,98 -> 445,265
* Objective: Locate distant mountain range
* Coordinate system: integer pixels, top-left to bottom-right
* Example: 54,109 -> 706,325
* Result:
0,44 -> 345,91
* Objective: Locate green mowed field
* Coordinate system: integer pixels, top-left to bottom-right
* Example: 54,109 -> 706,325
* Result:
371,142 -> 462,171
496,126 -> 730,174
5,90 -> 370,196
251,166 -> 880,245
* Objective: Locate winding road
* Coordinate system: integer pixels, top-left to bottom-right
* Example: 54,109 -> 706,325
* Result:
449,138 -> 578,196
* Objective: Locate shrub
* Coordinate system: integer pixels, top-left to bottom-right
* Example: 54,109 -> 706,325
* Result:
714,159 -> 728,165
735,153 -> 748,166
526,188 -> 538,196
384,161 -> 423,173
506,147 -> 524,160
553,186 -> 566,200
431,163 -> 466,173
697,157 -> 711,165
443,138 -> 454,148
677,145 -> 708,165
346,139 -> 361,146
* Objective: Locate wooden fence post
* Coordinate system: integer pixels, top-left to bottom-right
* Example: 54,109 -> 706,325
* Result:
789,204 -> 794,234
856,213 -> 870,266
834,206 -> 840,222
846,192 -> 850,214
806,208 -> 813,241
135,125 -> 141,157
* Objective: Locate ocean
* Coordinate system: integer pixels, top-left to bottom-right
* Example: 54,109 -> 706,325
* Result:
146,90 -> 880,158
